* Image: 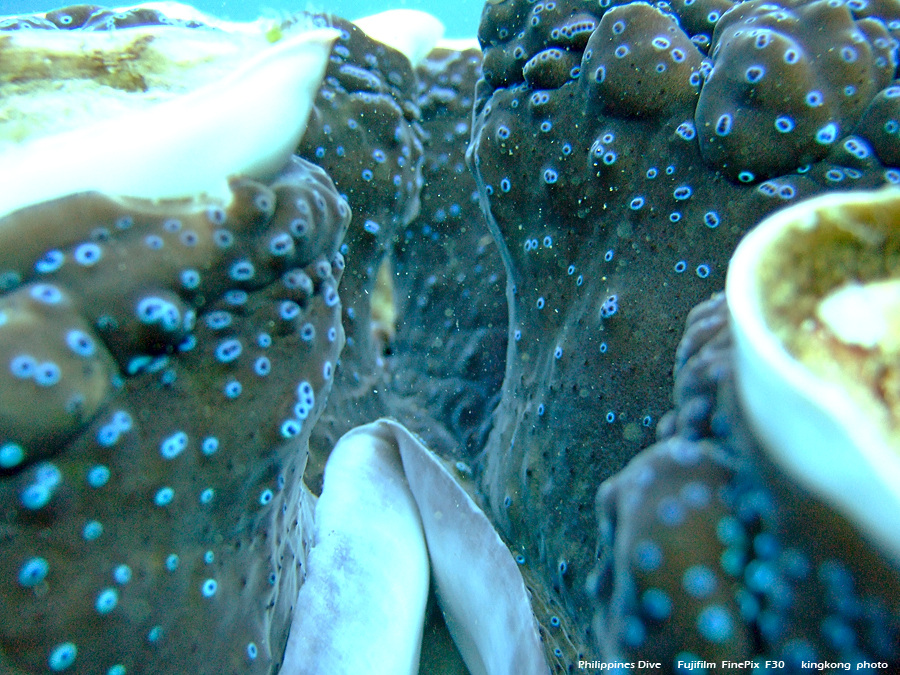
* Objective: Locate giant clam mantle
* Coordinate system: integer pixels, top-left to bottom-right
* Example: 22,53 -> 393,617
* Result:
0,5 -> 347,674
1,1 -> 899,675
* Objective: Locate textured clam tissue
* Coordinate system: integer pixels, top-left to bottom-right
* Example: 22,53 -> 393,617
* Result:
2,0 -> 900,672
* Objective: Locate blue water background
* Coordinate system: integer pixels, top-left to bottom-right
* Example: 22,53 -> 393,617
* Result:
2,0 -> 483,38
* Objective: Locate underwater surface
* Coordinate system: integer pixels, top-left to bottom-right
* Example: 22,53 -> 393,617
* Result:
2,0 -> 484,37
2,0 -> 900,673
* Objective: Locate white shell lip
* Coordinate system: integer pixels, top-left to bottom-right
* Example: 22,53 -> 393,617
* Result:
0,12 -> 339,216
351,10 -> 445,68
726,188 -> 900,566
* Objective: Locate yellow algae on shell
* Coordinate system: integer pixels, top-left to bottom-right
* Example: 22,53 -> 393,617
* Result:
0,28 -> 260,147
754,188 -> 900,447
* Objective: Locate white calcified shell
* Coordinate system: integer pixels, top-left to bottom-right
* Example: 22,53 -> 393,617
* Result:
0,7 -> 338,216
727,187 -> 900,565
280,419 -> 549,675
351,10 -> 445,68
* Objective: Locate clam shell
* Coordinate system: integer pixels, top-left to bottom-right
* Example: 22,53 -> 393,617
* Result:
727,187 -> 900,564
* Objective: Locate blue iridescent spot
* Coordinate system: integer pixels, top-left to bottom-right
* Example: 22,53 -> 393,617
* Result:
696,605 -> 733,643
716,516 -> 746,546
144,235 -> 164,250
675,122 -> 696,140
745,560 -> 777,592
114,565 -> 132,584
254,357 -> 271,376
48,643 -> 77,671
683,565 -> 717,599
95,588 -> 118,614
10,354 -> 37,379
656,496 -> 685,526
269,233 -> 293,256
83,520 -> 103,541
623,615 -> 645,647
154,487 -> 174,507
74,243 -> 102,266
229,260 -> 255,281
202,437 -> 219,456
600,295 -> 618,318
180,269 -> 200,289
820,615 -> 856,650
641,588 -> 672,620
634,540 -> 663,572
18,557 -> 49,587
160,431 -> 188,460
745,65 -> 765,83
281,420 -> 301,438
774,115 -> 795,132
279,301 -> 301,320
806,90 -> 824,107
715,114 -> 732,136
201,579 -> 218,597
224,380 -> 242,399
0,442 -> 24,469
34,361 -> 61,386
35,250 -> 65,273
681,481 -> 711,508
815,123 -> 838,144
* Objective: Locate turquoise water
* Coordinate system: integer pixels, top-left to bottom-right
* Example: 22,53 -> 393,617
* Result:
3,0 -> 483,37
